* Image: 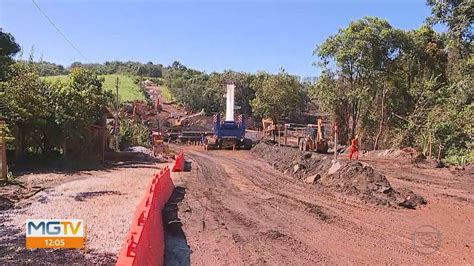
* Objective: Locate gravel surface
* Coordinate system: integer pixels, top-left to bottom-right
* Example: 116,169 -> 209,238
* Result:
0,162 -> 161,264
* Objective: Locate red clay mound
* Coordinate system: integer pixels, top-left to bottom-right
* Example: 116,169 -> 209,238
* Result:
252,142 -> 426,209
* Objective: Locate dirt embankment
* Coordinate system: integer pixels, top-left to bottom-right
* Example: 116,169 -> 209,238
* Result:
252,142 -> 426,209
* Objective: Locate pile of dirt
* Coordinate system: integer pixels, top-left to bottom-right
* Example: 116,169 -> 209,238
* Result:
252,142 -> 426,209
364,147 -> 425,160
183,116 -> 214,132
0,183 -> 44,211
364,147 -> 445,169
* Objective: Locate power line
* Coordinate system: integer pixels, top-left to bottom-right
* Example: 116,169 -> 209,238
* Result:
31,0 -> 89,62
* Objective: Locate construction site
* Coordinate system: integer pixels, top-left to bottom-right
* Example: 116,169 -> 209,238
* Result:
1,0 -> 473,265
1,80 -> 473,264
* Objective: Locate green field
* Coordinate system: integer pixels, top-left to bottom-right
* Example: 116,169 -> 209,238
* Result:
42,74 -> 145,102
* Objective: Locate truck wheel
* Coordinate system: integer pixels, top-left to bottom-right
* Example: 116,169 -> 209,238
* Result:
205,143 -> 214,150
243,139 -> 253,150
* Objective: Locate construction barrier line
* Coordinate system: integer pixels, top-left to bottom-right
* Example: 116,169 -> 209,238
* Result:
172,152 -> 185,172
116,165 -> 175,266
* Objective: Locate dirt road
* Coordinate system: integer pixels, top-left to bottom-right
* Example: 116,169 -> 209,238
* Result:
146,85 -> 184,117
174,145 -> 473,264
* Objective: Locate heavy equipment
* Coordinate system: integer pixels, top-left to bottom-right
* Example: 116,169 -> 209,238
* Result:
297,118 -> 328,153
170,109 -> 205,128
205,84 -> 252,150
151,131 -> 166,156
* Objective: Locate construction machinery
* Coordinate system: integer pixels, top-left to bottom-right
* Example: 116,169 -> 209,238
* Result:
205,84 -> 252,150
170,109 -> 205,128
297,118 -> 328,153
151,131 -> 166,156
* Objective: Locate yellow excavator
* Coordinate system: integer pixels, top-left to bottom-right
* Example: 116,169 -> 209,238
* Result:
151,132 -> 166,156
297,118 -> 328,153
170,109 -> 205,128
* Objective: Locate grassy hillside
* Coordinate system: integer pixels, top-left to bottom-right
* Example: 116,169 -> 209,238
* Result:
160,85 -> 174,102
42,74 -> 145,102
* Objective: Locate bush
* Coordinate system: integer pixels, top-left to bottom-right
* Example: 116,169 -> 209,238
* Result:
119,118 -> 150,149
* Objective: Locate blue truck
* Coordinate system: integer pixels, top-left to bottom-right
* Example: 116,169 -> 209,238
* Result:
205,84 -> 252,150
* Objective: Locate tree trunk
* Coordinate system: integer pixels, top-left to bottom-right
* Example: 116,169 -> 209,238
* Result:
374,85 -> 386,150
350,101 -> 358,143
14,125 -> 21,161
428,132 -> 432,159
14,124 -> 26,161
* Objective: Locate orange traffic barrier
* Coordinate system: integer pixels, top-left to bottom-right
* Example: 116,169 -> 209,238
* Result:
172,152 -> 185,172
116,166 -> 175,266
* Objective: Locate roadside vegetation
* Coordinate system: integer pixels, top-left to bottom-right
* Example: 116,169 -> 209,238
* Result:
311,1 -> 473,164
160,85 -> 174,102
0,60 -> 112,160
0,0 -> 471,165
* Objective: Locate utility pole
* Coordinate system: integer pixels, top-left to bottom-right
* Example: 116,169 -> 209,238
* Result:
115,77 -> 119,151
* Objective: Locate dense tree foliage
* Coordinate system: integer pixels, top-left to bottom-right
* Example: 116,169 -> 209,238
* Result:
70,61 -> 163,77
54,68 -> 113,155
26,60 -> 164,78
0,58 -> 112,159
163,62 -> 307,121
28,61 -> 68,76
163,62 -> 257,116
426,0 -> 473,55
314,17 -> 405,145
312,5 -> 472,163
251,71 -> 307,123
0,29 -> 20,81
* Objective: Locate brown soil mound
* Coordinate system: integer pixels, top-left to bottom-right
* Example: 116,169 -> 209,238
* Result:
364,147 -> 426,160
252,142 -> 426,209
183,116 -> 214,131
364,147 -> 446,169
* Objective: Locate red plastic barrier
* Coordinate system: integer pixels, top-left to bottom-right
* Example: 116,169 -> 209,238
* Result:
116,166 -> 175,266
172,152 -> 185,172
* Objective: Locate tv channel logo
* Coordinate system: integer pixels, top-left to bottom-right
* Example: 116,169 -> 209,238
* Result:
412,225 -> 442,254
26,219 -> 85,249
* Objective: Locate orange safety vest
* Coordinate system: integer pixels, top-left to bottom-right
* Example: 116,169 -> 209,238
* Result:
351,138 -> 359,152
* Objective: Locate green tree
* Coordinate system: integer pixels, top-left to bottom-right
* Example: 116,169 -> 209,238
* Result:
251,71 -> 306,123
388,26 -> 449,148
426,0 -> 473,56
54,68 -> 113,158
314,17 -> 405,146
0,29 -> 21,81
0,62 -> 55,158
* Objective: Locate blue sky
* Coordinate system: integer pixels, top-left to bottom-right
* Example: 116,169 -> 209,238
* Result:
1,0 -> 435,77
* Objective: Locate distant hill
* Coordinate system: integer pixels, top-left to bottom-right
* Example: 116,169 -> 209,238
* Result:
42,74 -> 145,102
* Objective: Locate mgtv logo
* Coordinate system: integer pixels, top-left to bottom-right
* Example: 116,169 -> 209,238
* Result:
26,219 -> 85,249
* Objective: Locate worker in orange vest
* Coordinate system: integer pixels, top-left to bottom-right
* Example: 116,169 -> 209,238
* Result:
349,135 -> 359,160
